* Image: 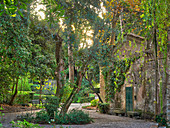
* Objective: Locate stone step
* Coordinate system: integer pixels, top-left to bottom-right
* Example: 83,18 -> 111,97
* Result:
127,111 -> 140,118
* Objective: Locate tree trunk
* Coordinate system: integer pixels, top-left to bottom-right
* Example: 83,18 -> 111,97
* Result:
60,71 -> 83,116
9,77 -> 19,105
100,68 -> 106,102
153,1 -> 159,116
55,34 -> 63,98
39,80 -> 42,104
143,49 -> 147,119
162,28 -> 170,114
68,37 -> 74,84
153,21 -> 158,116
119,8 -> 123,37
110,20 -> 116,46
86,77 -> 103,103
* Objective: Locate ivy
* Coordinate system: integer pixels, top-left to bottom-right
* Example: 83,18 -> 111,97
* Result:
102,56 -> 139,101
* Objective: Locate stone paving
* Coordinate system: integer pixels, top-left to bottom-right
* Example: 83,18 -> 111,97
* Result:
1,103 -> 158,128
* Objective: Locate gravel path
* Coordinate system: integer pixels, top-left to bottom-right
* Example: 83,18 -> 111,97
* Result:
39,109 -> 158,128
1,103 -> 158,128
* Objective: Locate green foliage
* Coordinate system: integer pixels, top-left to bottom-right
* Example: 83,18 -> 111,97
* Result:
44,96 -> 60,118
32,109 -> 92,125
155,113 -> 168,126
61,82 -> 72,103
91,99 -> 99,107
33,94 -> 54,100
72,79 -> 94,103
15,93 -> 31,104
35,109 -> 50,124
55,113 -> 69,124
41,0 -> 65,25
102,59 -> 132,101
28,18 -> 56,81
18,76 -> 32,91
79,97 -> 95,103
11,120 -> 42,128
55,109 -> 93,124
17,113 -> 34,122
6,91 -> 33,104
0,10 -> 33,104
0,0 -> 30,17
67,109 -> 93,124
98,103 -> 110,114
82,105 -> 91,109
0,107 -> 4,127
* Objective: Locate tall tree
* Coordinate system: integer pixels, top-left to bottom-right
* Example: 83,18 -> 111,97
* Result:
141,0 -> 169,116
51,0 -> 104,115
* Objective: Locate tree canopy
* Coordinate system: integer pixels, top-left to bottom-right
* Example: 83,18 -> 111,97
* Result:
0,0 -> 169,119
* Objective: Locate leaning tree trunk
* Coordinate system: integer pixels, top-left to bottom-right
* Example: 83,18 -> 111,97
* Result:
86,77 -> 103,103
55,34 -> 63,99
60,71 -> 83,116
9,77 -> 19,105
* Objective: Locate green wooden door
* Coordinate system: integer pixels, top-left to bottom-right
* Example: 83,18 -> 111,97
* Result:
126,87 -> 133,111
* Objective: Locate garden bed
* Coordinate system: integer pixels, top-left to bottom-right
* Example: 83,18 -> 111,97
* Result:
82,105 -> 96,110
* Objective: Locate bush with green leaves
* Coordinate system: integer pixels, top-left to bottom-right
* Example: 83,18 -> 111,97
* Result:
98,103 -> 110,114
90,99 -> 99,107
7,91 -> 33,104
67,109 -> 93,124
61,83 -> 72,103
55,109 -> 93,124
0,107 -> 4,127
18,76 -> 32,91
16,94 -> 31,104
155,113 -> 168,126
55,113 -> 70,124
35,109 -> 50,124
17,113 -> 34,122
11,120 -> 42,128
79,96 -> 95,103
44,96 -> 59,118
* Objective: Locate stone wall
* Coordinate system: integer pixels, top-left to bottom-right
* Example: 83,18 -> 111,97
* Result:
99,33 -> 169,118
120,57 -> 156,112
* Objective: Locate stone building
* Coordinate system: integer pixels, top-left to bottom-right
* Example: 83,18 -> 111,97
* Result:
100,33 -> 170,121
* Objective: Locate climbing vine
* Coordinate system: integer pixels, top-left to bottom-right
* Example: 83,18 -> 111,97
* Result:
102,57 -> 139,102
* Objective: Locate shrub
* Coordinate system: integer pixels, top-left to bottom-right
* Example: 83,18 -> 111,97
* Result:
67,109 -> 93,124
44,96 -> 59,118
98,103 -> 110,114
8,91 -> 32,104
17,113 -> 34,122
16,93 -> 31,104
82,105 -> 91,109
35,109 -> 50,124
61,83 -> 72,103
10,120 -> 42,128
17,109 -> 92,125
0,107 -> 4,127
155,113 -> 167,126
54,109 -> 93,124
55,113 -> 70,124
90,99 -> 99,107
79,96 -> 95,103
